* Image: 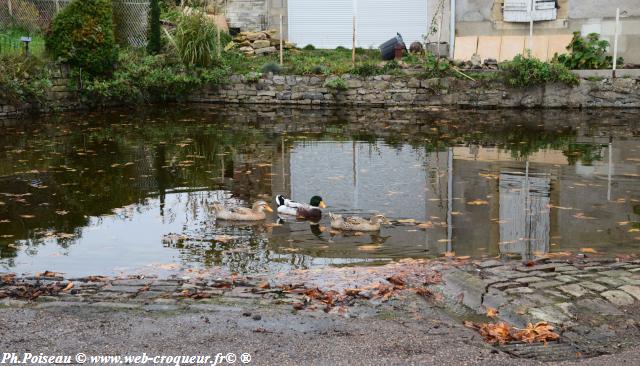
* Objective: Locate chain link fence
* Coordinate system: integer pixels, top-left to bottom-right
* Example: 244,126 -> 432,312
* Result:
0,0 -> 149,48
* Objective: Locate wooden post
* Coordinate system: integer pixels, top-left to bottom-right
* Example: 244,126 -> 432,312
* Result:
279,14 -> 284,66
613,8 -> 620,78
55,0 -> 60,14
8,0 -> 12,17
216,25 -> 221,58
352,15 -> 356,66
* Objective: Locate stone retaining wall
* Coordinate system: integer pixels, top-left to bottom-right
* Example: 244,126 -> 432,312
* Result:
0,66 -> 80,121
2,72 -> 640,121
190,73 -> 640,108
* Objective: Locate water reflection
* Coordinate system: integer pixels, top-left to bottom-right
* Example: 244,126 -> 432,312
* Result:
0,106 -> 639,275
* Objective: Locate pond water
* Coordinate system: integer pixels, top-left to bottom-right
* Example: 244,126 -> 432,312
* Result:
1,106 -> 640,276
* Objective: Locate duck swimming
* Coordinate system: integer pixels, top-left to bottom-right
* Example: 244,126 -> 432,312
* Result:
275,195 -> 326,221
329,213 -> 389,231
212,200 -> 273,221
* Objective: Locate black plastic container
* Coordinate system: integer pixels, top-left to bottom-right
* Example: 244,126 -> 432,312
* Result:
379,33 -> 405,60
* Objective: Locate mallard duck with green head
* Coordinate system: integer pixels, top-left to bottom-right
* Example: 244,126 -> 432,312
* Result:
212,200 -> 273,221
329,213 -> 389,231
275,195 -> 326,222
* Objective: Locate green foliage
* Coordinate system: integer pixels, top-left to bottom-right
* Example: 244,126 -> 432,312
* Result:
45,0 -> 118,76
0,28 -> 46,57
303,44 -> 316,50
243,71 -> 262,83
147,0 -> 163,55
310,65 -> 329,75
421,53 -> 451,77
500,54 -> 578,87
351,61 -> 381,76
82,49 -> 229,105
173,12 -> 223,67
261,62 -> 282,74
324,77 -> 348,91
0,54 -> 52,106
554,32 -> 622,70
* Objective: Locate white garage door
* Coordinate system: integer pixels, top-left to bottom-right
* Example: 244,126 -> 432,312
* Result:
288,0 -> 427,49
288,0 -> 354,49
356,0 -> 428,48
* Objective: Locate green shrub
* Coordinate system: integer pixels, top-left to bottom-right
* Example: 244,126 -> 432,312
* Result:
554,32 -> 621,70
244,71 -> 262,83
303,44 -> 316,50
0,54 -> 52,106
310,65 -> 329,75
173,12 -> 222,67
351,62 -> 381,76
324,77 -> 348,91
421,53 -> 451,77
82,49 -> 229,104
500,54 -> 578,87
45,0 -> 118,76
261,62 -> 282,74
147,0 -> 163,54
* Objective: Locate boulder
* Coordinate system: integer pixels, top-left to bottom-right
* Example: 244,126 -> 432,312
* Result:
255,46 -> 277,55
251,40 -> 271,49
238,46 -> 255,56
246,32 -> 267,41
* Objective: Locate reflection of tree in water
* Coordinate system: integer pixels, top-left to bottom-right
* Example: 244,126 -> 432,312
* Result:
0,107 -> 637,269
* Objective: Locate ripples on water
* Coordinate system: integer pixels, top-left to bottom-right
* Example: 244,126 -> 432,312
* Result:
0,106 -> 639,276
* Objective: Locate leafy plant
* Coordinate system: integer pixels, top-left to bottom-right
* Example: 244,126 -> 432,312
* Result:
554,32 -> 622,70
303,44 -> 316,50
324,77 -> 348,91
500,54 -> 578,87
351,62 -> 381,76
243,71 -> 262,83
261,62 -> 282,74
310,65 -> 330,75
82,49 -> 229,105
0,54 -> 52,106
147,0 -> 163,54
173,12 -> 222,67
45,0 -> 118,76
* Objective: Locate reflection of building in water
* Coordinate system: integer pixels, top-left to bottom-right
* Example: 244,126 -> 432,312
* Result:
499,170 -> 551,259
270,136 -> 640,260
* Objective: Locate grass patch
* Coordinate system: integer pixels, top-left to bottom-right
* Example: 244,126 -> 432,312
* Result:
0,27 -> 45,57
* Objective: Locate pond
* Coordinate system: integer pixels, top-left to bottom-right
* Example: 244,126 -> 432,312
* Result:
1,106 -> 640,276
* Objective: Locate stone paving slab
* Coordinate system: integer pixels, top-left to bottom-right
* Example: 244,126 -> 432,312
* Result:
439,258 -> 640,330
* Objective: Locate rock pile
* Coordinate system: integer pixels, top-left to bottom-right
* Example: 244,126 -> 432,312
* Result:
232,30 -> 296,56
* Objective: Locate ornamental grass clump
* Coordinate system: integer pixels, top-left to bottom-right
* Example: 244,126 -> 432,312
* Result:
174,12 -> 221,68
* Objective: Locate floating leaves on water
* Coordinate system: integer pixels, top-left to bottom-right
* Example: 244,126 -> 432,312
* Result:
55,210 -> 69,216
467,199 -> 489,206
580,248 -> 598,254
397,219 -> 416,224
153,263 -> 181,271
357,245 -> 381,251
417,221 -> 433,229
0,201 -> 5,205
35,270 -> 64,278
19,214 -> 35,219
573,212 -> 596,220
213,235 -> 237,243
442,251 -> 455,257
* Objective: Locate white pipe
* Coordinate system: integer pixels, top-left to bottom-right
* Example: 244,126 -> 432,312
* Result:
449,0 -> 456,59
529,0 -> 534,52
613,8 -> 620,77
